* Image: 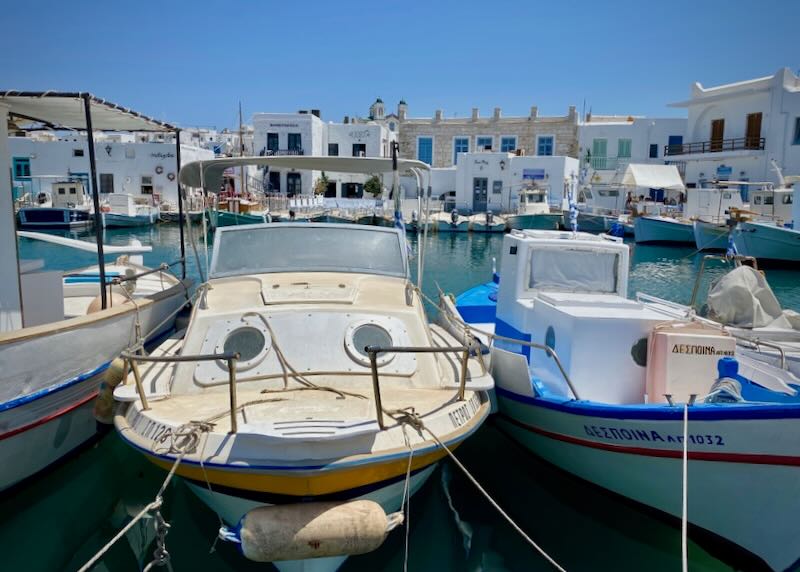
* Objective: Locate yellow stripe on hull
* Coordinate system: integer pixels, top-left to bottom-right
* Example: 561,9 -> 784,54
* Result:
144,443 -> 457,497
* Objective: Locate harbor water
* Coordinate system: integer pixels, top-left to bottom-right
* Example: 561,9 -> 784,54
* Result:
3,225 -> 799,572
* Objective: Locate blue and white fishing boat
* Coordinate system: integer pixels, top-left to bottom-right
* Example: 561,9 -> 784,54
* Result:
450,228 -> 800,571
506,188 -> 562,230
101,193 -> 160,228
17,177 -> 94,230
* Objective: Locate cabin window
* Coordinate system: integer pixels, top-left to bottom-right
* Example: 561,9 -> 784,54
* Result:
69,187 -> 77,195
493,180 -> 503,194
764,196 -> 774,205
528,248 -> 619,293
723,192 -> 732,199
754,196 -> 762,205
584,190 -> 593,199
141,175 -> 153,195
100,173 -> 114,194
537,136 -> 554,156
476,136 -> 493,151
453,137 -> 469,165
501,137 -> 517,153
617,138 -> 632,158
328,143 -> 339,156
58,187 -> 66,195
73,149 -> 85,157
783,194 -> 793,205
417,137 -> 433,165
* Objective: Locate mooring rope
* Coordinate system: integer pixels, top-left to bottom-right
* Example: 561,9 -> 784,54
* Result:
681,403 -> 689,572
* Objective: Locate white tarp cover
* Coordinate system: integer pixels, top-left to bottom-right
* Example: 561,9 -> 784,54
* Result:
0,92 -> 174,132
707,266 -> 800,329
620,164 -> 685,191
529,248 -> 619,293
180,156 -> 430,191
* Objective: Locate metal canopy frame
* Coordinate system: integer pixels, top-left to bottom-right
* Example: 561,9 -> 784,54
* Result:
1,91 -> 187,310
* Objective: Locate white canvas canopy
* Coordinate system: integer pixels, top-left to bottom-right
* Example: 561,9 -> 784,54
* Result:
619,164 -> 685,192
179,156 -> 431,191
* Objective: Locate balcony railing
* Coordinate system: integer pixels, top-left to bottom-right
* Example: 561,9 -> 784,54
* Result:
584,156 -> 629,170
664,137 -> 765,156
263,148 -> 304,156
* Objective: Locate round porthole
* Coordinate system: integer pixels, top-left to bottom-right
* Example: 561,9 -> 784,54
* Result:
345,321 -> 396,367
215,322 -> 271,371
631,337 -> 648,367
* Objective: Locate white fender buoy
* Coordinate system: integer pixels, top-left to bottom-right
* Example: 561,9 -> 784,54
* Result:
234,500 -> 394,562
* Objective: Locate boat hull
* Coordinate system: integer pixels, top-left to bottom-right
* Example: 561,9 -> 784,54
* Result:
574,212 -> 609,234
506,213 -> 562,231
17,207 -> 92,230
101,211 -> 158,228
495,387 -> 800,571
437,220 -> 470,233
0,281 -> 188,491
693,220 -> 730,251
207,209 -> 269,228
160,210 -> 204,224
470,221 -> 506,233
634,216 -> 695,244
733,222 -> 800,264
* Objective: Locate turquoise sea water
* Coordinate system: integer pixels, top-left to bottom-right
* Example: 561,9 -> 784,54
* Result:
3,226 -> 799,572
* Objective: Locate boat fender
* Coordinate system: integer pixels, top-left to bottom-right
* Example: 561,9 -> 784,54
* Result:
94,358 -> 127,424
230,500 -> 393,562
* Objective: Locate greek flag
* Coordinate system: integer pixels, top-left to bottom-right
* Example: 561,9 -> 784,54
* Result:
726,231 -> 737,257
568,179 -> 578,233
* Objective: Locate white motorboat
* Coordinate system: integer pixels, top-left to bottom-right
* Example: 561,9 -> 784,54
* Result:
469,212 -> 506,233
506,187 -> 562,230
101,193 -> 160,227
432,209 -> 470,232
451,229 -> 800,571
113,156 -> 493,572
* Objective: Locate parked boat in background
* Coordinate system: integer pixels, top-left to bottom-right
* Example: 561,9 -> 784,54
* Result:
469,212 -> 506,233
450,229 -> 800,570
17,177 -> 94,230
432,209 -> 470,232
101,193 -> 159,228
506,188 -> 562,230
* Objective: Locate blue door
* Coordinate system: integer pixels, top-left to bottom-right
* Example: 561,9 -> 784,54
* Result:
667,135 -> 683,155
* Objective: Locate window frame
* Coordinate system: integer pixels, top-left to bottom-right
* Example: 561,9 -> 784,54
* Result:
417,136 -> 434,165
617,138 -> 632,158
453,136 -> 469,165
793,117 -> 800,145
536,135 -> 555,156
500,136 -> 517,153
328,143 -> 339,156
476,135 -> 493,151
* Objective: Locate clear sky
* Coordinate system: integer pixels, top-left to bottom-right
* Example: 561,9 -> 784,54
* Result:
1,0 -> 797,129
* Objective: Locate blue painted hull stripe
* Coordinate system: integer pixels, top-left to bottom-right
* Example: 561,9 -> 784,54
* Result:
0,361 -> 111,413
496,386 -> 800,421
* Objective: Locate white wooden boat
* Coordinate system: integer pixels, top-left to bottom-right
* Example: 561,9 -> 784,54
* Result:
431,210 -> 469,232
469,212 -> 506,233
451,229 -> 800,570
113,156 -> 493,572
733,222 -> 800,264
507,188 -> 562,230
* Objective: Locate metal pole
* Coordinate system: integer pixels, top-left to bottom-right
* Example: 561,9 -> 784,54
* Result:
83,94 -> 107,309
175,130 -> 186,279
129,359 -> 150,411
228,356 -> 238,433
368,350 -> 386,430
458,348 -> 470,401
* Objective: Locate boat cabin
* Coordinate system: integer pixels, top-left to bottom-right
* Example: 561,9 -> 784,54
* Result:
51,180 -> 90,209
684,186 -> 745,223
748,187 -> 794,225
517,187 -> 551,215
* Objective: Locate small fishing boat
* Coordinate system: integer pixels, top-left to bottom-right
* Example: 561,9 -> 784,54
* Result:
692,219 -> 730,251
114,156 -> 493,572
732,221 -> 800,264
450,229 -> 800,571
101,194 -> 160,228
506,188 -> 562,230
633,214 -> 695,244
432,209 -> 469,232
469,212 -> 506,233
17,178 -> 94,230
1,233 -> 190,491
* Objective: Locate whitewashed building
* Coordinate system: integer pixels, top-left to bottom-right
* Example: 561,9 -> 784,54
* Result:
451,152 -> 579,213
666,68 -> 800,191
8,134 -> 213,203
578,115 -> 687,185
252,111 -> 395,197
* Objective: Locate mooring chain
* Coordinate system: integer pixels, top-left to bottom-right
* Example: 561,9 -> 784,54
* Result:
143,510 -> 174,572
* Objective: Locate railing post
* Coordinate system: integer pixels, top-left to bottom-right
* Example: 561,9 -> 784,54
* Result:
130,359 -> 150,411
227,356 -> 238,434
368,348 -> 386,430
458,348 -> 469,401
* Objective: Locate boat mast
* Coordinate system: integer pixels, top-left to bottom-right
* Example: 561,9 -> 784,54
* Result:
239,101 -> 245,196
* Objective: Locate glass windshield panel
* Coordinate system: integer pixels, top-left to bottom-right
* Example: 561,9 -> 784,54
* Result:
212,226 -> 406,278
529,248 -> 619,293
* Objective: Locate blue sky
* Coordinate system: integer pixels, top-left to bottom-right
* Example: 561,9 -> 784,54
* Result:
1,0 -> 797,129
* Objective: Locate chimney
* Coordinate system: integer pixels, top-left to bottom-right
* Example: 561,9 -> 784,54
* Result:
585,111 -> 592,122
344,115 -> 350,124
530,106 -> 538,120
434,109 -> 443,122
568,105 -> 577,122
493,107 -> 501,120
398,100 -> 407,121
471,108 -> 479,121
311,109 -> 321,118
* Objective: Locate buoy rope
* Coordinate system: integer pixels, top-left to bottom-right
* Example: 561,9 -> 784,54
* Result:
681,403 -> 689,572
400,424 -> 415,572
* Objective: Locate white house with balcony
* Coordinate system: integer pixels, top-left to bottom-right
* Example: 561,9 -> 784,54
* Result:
578,115 -> 687,186
252,111 -> 394,197
665,68 -> 800,192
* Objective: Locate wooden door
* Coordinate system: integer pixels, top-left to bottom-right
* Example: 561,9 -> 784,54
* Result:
746,113 -> 762,148
710,119 -> 725,151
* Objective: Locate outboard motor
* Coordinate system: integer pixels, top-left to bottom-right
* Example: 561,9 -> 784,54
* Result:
411,210 -> 418,223
36,192 -> 48,204
450,209 -> 459,225
486,211 -> 494,225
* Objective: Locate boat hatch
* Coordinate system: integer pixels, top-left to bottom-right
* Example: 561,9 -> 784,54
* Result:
527,246 -> 620,294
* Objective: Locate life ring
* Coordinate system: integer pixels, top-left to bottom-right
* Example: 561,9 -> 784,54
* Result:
167,172 -> 176,181
155,165 -> 164,175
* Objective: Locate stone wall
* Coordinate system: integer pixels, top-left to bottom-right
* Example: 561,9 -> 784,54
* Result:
398,107 -> 579,167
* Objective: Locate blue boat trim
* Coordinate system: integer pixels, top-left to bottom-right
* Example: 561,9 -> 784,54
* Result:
0,361 -> 111,413
495,386 -> 800,421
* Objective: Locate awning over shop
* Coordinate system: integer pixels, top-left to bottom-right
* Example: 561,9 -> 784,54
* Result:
619,164 -> 685,191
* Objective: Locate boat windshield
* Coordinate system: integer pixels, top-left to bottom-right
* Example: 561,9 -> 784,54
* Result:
528,247 -> 619,293
211,224 -> 407,278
